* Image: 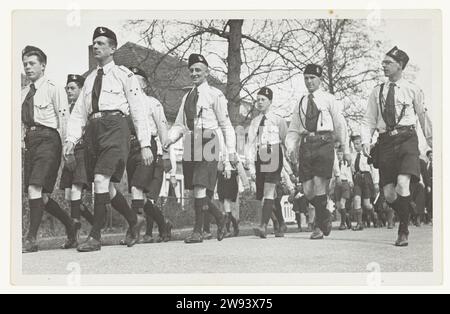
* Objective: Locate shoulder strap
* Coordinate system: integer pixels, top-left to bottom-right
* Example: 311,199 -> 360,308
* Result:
298,96 -> 307,130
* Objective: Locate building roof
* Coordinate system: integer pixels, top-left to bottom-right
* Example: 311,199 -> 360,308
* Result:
108,42 -> 227,122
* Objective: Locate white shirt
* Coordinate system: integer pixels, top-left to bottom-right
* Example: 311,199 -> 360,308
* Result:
168,81 -> 236,154
21,75 -> 69,138
146,96 -> 168,155
337,160 -> 353,183
66,60 -> 151,148
361,78 -> 432,146
246,111 -> 288,174
286,89 -> 350,155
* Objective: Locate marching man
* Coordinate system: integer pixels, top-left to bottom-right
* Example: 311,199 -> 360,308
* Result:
286,64 -> 351,240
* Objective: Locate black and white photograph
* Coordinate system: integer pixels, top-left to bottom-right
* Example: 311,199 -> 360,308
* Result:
9,8 -> 443,287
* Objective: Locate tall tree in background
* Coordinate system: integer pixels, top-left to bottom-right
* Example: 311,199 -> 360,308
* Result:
125,19 -> 403,129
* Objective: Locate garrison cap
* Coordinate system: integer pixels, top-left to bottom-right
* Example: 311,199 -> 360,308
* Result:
188,54 -> 209,68
22,45 -> 47,64
257,87 -> 273,101
66,74 -> 85,87
386,46 -> 409,69
304,64 -> 323,78
93,27 -> 117,45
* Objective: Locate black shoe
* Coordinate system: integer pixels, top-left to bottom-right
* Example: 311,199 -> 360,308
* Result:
274,230 -> 285,238
395,233 -> 409,247
352,224 -> 364,231
120,229 -> 131,246
339,223 -> 347,231
163,220 -> 173,242
310,228 -> 324,240
142,234 -> 154,243
62,222 -> 81,249
217,216 -> 226,242
253,225 -> 267,239
23,238 -> 38,253
185,232 -> 203,244
126,215 -> 145,247
77,237 -> 101,252
321,216 -> 332,237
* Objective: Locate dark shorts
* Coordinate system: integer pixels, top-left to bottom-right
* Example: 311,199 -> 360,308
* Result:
182,132 -> 219,192
255,144 -> 283,201
335,181 -> 352,200
59,142 -> 89,190
217,171 -> 239,202
24,127 -> 62,194
84,114 -> 130,183
127,137 -> 164,200
292,195 -> 309,214
298,133 -> 335,182
353,172 -> 374,199
378,129 -> 420,187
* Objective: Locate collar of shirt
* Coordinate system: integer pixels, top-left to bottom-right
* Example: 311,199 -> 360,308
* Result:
196,81 -> 210,94
32,75 -> 47,90
386,77 -> 407,89
97,60 -> 116,74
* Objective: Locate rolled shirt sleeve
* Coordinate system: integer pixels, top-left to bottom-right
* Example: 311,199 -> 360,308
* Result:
213,92 -> 236,154
286,106 -> 302,158
168,95 -> 188,144
413,88 -> 432,147
54,85 -> 70,142
329,99 -> 350,155
361,87 -> 380,145
66,86 -> 89,144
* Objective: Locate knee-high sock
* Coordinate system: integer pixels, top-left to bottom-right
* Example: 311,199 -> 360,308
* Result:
89,193 -> 110,241
339,208 -> 347,224
396,195 -> 411,236
311,195 -> 328,224
27,198 -> 45,240
80,204 -> 94,225
111,191 -> 137,227
143,201 -> 154,235
355,208 -> 363,225
207,197 -> 223,225
45,198 -> 74,236
274,198 -> 285,225
193,198 -> 207,234
203,212 -> 212,233
261,199 -> 275,226
71,199 -> 81,220
146,200 -> 166,235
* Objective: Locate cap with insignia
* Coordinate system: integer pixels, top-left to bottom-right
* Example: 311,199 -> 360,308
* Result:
304,64 -> 323,77
257,87 -> 273,101
66,74 -> 85,87
22,45 -> 47,64
188,54 -> 209,68
386,46 -> 409,69
93,27 -> 117,45
128,66 -> 147,79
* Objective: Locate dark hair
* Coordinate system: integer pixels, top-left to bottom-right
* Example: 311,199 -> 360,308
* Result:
351,135 -> 362,142
22,51 -> 46,65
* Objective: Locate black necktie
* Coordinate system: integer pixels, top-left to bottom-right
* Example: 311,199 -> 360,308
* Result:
184,87 -> 199,131
305,93 -> 320,132
385,82 -> 396,128
92,68 -> 104,113
355,153 -> 361,173
22,83 -> 36,126
256,115 -> 267,138
339,161 -> 343,170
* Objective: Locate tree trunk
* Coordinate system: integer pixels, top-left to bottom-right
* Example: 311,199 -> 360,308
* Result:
226,20 -> 243,125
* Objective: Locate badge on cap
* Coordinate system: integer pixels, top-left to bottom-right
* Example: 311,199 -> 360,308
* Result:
99,27 -> 106,34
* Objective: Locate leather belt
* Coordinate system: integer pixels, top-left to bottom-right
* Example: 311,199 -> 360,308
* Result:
89,110 -> 124,120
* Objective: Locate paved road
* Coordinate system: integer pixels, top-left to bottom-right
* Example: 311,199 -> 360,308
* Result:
22,225 -> 433,275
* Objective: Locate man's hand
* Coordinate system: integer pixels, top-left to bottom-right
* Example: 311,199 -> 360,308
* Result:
290,174 -> 298,185
362,144 -> 371,158
288,149 -> 298,166
63,142 -> 75,162
141,147 -> 154,166
228,153 -> 238,168
251,173 -> 257,182
427,186 -> 432,193
163,138 -> 174,151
